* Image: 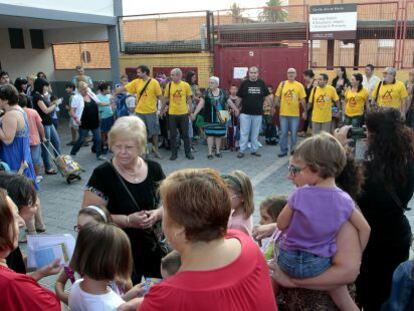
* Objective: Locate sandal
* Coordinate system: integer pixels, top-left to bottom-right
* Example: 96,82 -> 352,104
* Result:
45,169 -> 57,175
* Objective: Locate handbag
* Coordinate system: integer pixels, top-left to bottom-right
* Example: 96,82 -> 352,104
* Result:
107,159 -> 172,255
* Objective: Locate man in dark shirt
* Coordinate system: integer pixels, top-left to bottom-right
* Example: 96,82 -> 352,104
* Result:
236,67 -> 271,158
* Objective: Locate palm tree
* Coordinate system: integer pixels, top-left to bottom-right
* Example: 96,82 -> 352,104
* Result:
259,0 -> 287,22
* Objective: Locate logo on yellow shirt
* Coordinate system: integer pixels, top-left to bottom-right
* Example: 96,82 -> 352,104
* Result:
316,94 -> 328,108
348,96 -> 357,107
173,89 -> 183,103
284,89 -> 298,103
382,90 -> 393,101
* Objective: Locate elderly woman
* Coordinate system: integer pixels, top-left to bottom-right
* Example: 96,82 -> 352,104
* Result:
70,81 -> 104,160
82,116 -> 166,284
0,84 -> 37,183
120,168 -> 277,310
0,188 -> 61,310
191,76 -> 228,159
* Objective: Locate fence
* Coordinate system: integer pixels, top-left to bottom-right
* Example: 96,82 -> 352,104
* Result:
117,1 -> 414,70
118,11 -> 214,54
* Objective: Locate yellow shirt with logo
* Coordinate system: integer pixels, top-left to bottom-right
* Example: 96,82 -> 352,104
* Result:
371,80 -> 408,109
124,79 -> 162,114
275,80 -> 306,117
164,81 -> 192,115
344,87 -> 369,117
310,85 -> 339,123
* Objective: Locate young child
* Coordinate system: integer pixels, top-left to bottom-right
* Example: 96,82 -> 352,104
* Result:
259,196 -> 287,261
97,82 -> 114,153
68,222 -> 133,311
277,132 -> 371,311
222,170 -> 254,236
264,85 -> 278,145
65,82 -> 77,146
227,85 -> 241,151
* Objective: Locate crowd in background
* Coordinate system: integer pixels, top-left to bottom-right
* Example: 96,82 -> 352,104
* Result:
0,63 -> 414,310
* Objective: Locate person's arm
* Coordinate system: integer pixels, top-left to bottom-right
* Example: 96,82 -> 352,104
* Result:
276,204 -> 293,231
252,223 -> 277,240
300,98 -> 307,119
31,259 -> 62,282
36,99 -> 56,114
117,297 -> 144,311
227,98 -> 240,115
0,113 -> 18,144
36,118 -> 46,142
122,283 -> 145,301
55,270 -> 69,305
348,208 -> 371,251
272,221 -> 362,290
187,96 -> 193,114
191,97 -> 205,119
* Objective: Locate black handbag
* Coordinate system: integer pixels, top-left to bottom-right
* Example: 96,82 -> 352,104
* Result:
107,159 -> 171,255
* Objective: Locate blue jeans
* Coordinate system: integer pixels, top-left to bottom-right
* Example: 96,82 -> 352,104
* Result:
279,116 -> 300,154
239,113 -> 262,153
71,128 -> 102,158
344,115 -> 363,127
41,124 -> 61,171
381,260 -> 414,311
278,249 -> 331,279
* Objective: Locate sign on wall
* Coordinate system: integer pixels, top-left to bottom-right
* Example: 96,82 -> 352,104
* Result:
309,3 -> 357,40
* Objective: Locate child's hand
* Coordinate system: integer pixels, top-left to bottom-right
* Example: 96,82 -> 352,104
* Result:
130,283 -> 145,297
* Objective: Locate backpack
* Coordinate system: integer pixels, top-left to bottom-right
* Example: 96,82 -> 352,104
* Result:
115,93 -> 134,118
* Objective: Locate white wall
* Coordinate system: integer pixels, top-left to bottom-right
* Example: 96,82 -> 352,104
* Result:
0,25 -> 111,82
0,0 -> 114,17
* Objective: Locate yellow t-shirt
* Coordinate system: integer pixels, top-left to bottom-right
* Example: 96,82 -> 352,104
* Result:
344,88 -> 369,117
371,80 -> 408,109
275,80 -> 306,117
164,81 -> 192,115
310,85 -> 339,123
124,79 -> 162,114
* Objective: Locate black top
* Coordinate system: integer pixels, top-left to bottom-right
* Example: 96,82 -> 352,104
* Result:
80,99 -> 99,130
357,161 -> 414,246
6,247 -> 26,274
33,92 -> 52,125
305,81 -> 315,104
86,160 -> 166,253
237,79 -> 270,115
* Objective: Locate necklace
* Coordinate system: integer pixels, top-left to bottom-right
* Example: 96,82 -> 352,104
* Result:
116,157 -> 143,182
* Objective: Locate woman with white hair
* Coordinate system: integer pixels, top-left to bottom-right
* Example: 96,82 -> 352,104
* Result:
192,76 -> 228,159
82,116 -> 166,284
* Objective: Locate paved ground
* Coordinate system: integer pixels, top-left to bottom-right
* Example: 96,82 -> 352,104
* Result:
21,121 -> 414,290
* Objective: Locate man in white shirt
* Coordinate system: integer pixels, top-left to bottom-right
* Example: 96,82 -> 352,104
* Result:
362,64 -> 381,98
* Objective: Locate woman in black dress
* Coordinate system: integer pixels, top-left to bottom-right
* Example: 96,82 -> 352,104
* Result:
82,116 -> 165,284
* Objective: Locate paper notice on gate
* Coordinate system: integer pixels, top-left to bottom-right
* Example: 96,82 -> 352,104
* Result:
233,67 -> 248,79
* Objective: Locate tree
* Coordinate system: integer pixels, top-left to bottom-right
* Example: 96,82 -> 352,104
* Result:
259,0 -> 287,22
229,2 -> 242,18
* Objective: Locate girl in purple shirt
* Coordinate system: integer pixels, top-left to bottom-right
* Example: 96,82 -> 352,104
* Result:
277,132 -> 371,311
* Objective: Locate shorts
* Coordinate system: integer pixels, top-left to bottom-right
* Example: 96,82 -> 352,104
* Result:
278,249 -> 332,279
30,144 -> 42,167
69,117 -> 79,130
100,116 -> 114,133
135,112 -> 160,137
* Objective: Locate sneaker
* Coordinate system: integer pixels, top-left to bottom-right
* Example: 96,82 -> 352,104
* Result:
170,154 -> 178,161
35,176 -> 43,183
258,142 -> 263,148
186,153 -> 194,160
278,152 -> 288,158
247,142 -> 252,149
215,153 -> 222,158
237,152 -> 245,159
251,152 -> 261,157
207,154 -> 214,160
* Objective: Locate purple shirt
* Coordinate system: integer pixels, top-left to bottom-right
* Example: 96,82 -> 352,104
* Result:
280,186 -> 354,257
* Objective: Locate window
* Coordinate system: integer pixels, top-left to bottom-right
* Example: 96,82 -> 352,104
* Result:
30,29 -> 45,49
378,39 -> 395,48
52,41 -> 110,69
8,28 -> 24,49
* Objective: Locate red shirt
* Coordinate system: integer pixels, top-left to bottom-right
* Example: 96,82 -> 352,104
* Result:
140,230 -> 277,311
23,108 -> 43,146
0,266 -> 61,311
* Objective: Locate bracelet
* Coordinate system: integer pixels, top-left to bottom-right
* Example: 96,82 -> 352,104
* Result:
125,215 -> 130,228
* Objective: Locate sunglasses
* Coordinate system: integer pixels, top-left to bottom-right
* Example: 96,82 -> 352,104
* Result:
288,164 -> 305,176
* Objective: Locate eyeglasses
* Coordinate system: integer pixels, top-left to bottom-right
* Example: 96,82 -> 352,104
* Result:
288,164 -> 305,176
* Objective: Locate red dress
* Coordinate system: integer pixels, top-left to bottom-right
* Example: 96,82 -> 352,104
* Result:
140,230 -> 278,311
0,265 -> 61,311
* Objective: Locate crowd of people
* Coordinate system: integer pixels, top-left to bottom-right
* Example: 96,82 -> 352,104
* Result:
0,63 -> 413,310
